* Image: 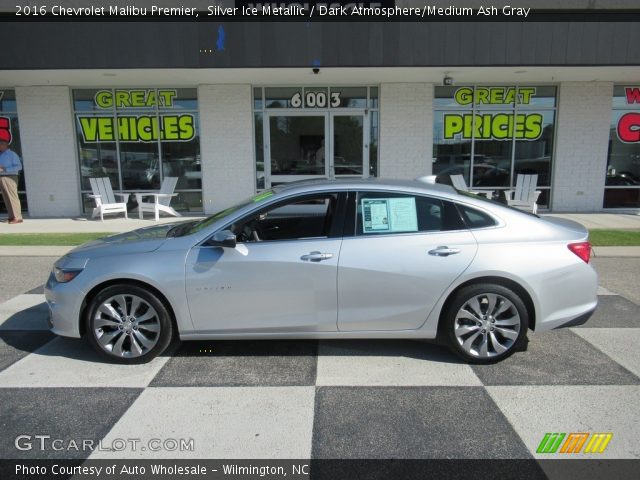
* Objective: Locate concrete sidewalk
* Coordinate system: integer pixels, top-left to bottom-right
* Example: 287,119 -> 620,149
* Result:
544,213 -> 640,229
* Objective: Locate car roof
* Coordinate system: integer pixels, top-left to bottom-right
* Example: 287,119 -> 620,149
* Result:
273,177 -> 459,199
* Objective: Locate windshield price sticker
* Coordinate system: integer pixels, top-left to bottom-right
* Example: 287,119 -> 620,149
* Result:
362,198 -> 418,234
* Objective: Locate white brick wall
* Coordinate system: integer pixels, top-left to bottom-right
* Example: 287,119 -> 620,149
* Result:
198,85 -> 255,214
379,83 -> 433,179
15,86 -> 81,216
551,82 -> 613,212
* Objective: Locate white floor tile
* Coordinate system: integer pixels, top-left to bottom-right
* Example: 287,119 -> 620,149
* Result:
487,385 -> 640,459
0,294 -> 49,330
316,341 -> 482,386
90,387 -> 315,459
0,337 -> 169,388
572,328 -> 640,378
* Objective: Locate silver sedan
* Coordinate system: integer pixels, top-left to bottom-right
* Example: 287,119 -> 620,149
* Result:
45,179 -> 598,364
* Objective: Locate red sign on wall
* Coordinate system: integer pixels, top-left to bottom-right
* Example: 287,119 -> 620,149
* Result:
0,117 -> 12,144
617,87 -> 640,143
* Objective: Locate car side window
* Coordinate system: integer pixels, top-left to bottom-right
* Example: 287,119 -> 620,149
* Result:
231,193 -> 339,243
355,192 -> 465,236
456,204 -> 497,229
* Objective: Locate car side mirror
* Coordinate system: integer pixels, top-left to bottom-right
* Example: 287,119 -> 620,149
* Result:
206,230 -> 237,249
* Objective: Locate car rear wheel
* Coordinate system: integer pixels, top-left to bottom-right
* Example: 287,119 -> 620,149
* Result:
443,284 -> 529,364
86,284 -> 173,364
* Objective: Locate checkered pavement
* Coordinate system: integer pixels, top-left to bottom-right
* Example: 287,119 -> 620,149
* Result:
0,286 -> 639,461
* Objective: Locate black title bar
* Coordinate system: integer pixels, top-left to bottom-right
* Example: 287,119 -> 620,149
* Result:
4,5 -> 640,22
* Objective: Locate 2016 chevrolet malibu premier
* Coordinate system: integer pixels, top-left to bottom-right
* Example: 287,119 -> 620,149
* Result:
45,179 -> 597,364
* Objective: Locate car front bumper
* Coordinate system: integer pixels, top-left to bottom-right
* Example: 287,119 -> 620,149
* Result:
44,272 -> 85,338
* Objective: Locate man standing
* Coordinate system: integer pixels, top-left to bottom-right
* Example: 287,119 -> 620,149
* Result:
0,135 -> 23,224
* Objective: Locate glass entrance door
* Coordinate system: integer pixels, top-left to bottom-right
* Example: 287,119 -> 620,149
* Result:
266,113 -> 328,186
330,113 -> 367,178
265,111 -> 368,187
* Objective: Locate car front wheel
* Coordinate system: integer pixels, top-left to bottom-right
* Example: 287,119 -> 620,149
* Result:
86,284 -> 173,364
443,284 -> 529,364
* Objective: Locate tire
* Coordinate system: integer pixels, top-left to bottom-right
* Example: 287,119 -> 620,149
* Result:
442,283 -> 529,364
85,284 -> 173,364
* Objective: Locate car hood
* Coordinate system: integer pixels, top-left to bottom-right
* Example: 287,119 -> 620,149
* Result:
67,222 -> 181,258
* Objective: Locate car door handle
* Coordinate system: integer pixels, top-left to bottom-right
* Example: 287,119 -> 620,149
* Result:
428,246 -> 461,257
301,251 -> 333,262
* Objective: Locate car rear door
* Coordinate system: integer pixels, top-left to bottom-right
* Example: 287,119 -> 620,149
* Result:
337,190 -> 477,331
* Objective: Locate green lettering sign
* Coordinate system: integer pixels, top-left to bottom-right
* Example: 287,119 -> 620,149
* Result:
443,113 -> 543,141
77,114 -> 195,143
94,89 -> 177,109
452,87 -> 537,106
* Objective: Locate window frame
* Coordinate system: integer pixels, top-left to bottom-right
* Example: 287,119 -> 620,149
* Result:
604,85 -> 640,209
345,189 -> 469,238
72,87 -> 202,213
454,202 -> 499,230
216,191 -> 348,244
0,88 -> 27,213
433,84 -> 557,209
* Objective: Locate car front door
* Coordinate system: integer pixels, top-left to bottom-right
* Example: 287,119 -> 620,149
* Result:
337,190 -> 478,331
185,192 -> 345,334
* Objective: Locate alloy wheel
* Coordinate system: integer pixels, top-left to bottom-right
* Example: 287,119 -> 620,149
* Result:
93,294 -> 161,358
453,293 -> 521,359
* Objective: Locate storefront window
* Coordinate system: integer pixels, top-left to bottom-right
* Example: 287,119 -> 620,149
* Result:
604,86 -> 640,209
73,88 -> 202,213
433,86 -> 556,208
0,89 -> 27,213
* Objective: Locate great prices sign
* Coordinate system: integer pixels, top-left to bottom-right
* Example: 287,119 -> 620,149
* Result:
77,89 -> 196,143
443,87 -> 543,141
0,91 -> 12,144
617,87 -> 640,143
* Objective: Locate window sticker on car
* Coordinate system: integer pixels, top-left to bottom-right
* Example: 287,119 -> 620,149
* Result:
361,197 -> 418,234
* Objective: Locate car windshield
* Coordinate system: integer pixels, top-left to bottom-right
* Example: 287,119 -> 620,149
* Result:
169,190 -> 276,237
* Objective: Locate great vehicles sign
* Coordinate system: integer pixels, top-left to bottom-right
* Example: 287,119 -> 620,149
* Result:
443,87 -> 543,141
77,89 -> 195,143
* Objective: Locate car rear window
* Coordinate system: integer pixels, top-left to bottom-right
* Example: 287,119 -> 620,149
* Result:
456,204 -> 497,229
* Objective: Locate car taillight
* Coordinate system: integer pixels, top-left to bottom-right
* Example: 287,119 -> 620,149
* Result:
568,242 -> 592,263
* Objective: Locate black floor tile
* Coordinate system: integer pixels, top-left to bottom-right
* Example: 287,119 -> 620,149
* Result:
472,330 -> 640,385
575,295 -> 640,328
150,340 -> 318,387
312,386 -> 532,459
0,331 -> 54,372
0,388 -> 141,459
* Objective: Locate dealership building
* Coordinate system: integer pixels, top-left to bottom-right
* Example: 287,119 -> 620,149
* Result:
1,6 -> 640,217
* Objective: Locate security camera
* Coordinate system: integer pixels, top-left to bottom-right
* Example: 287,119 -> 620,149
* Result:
312,67 -> 320,75
443,75 -> 453,86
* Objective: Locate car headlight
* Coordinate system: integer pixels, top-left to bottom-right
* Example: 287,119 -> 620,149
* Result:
53,267 -> 83,283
